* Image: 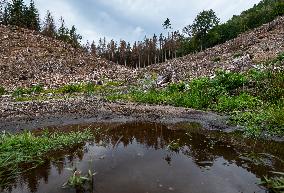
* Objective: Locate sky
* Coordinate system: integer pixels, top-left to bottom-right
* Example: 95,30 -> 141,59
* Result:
24,0 -> 261,44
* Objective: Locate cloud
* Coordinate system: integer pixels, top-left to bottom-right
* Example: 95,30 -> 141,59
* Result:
26,0 -> 261,44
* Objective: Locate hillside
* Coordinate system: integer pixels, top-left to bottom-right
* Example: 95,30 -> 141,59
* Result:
0,16 -> 283,90
0,25 -> 131,90
141,16 -> 284,81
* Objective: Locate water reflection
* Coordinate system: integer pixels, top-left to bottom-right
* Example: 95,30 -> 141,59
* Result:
2,122 -> 284,193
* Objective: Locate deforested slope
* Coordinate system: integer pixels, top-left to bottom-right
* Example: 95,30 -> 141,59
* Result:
141,16 -> 284,81
0,25 -> 131,90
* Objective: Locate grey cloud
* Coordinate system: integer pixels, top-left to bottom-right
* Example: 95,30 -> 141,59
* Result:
25,0 -> 261,43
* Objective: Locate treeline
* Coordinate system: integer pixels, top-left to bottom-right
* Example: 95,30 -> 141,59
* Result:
0,0 -> 82,48
0,0 -> 283,68
84,31 -> 182,68
178,0 -> 284,55
86,0 -> 284,68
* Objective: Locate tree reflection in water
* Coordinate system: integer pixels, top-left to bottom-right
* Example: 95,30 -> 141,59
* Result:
2,122 -> 284,193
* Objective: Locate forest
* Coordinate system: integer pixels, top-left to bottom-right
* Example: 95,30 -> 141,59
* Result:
0,0 -> 283,68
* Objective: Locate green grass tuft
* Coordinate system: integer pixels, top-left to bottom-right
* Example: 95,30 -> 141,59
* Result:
0,130 -> 93,187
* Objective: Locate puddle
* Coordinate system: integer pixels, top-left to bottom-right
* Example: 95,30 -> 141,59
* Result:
2,122 -> 284,193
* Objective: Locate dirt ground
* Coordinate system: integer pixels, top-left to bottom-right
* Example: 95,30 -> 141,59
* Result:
0,96 -> 233,133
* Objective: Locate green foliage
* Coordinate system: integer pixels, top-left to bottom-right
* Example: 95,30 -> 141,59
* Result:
0,130 -> 93,187
167,82 -> 186,93
1,0 -> 40,31
25,0 -> 40,31
59,84 -> 84,94
260,172 -> 284,193
179,0 -> 284,55
0,86 -> 5,95
124,69 -> 283,137
56,18 -> 82,48
213,71 -> 248,91
230,101 -> 284,136
183,9 -> 219,50
277,52 -> 284,62
12,84 -> 43,97
63,165 -> 96,192
213,93 -> 260,112
42,10 -> 56,37
167,140 -> 181,151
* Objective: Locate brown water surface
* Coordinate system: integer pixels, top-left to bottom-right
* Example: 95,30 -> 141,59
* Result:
2,122 -> 284,193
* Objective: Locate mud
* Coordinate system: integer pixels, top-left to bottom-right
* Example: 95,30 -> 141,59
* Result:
0,97 -> 233,133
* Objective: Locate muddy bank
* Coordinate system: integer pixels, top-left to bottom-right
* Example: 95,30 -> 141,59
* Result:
0,96 -> 234,133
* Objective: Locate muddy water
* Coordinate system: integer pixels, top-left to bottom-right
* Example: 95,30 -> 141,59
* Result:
3,122 -> 284,193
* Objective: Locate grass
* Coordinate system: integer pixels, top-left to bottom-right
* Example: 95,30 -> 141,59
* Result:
0,130 -> 94,187
12,84 -> 44,97
4,53 -> 284,137
117,68 -> 283,137
63,161 -> 96,192
260,172 -> 284,193
11,81 -> 124,101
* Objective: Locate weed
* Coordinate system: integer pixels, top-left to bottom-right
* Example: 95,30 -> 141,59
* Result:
63,168 -> 96,191
0,86 -> 5,95
12,84 -> 44,97
122,70 -> 283,137
260,172 -> 284,193
167,139 -> 181,151
59,84 -> 83,94
0,130 -> 93,187
213,93 -> 261,112
277,52 -> 284,62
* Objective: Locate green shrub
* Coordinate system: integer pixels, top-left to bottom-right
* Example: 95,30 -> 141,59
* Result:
213,71 -> 248,91
213,93 -> 261,112
12,84 -> 44,97
0,87 -> 5,95
167,82 -> 186,93
30,84 -> 44,94
84,82 -> 96,94
277,52 -> 284,62
12,87 -> 28,97
59,84 -> 83,94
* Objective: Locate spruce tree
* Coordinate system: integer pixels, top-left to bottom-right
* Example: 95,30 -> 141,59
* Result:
42,10 -> 56,37
57,16 -> 69,42
69,25 -> 82,48
9,0 -> 26,27
25,0 -> 40,31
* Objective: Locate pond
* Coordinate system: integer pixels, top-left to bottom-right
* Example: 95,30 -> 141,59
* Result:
2,122 -> 284,193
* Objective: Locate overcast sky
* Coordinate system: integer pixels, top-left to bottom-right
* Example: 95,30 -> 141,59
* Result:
24,0 -> 261,44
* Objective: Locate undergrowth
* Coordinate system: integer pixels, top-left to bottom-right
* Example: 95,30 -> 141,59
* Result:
121,67 -> 283,137
0,86 -> 5,95
0,130 -> 93,188
260,172 -> 284,193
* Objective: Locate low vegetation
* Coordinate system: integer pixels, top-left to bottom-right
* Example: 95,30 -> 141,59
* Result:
260,172 -> 284,193
63,162 -> 96,192
1,54 -> 283,137
0,130 -> 93,187
0,86 -> 5,95
124,68 -> 283,136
